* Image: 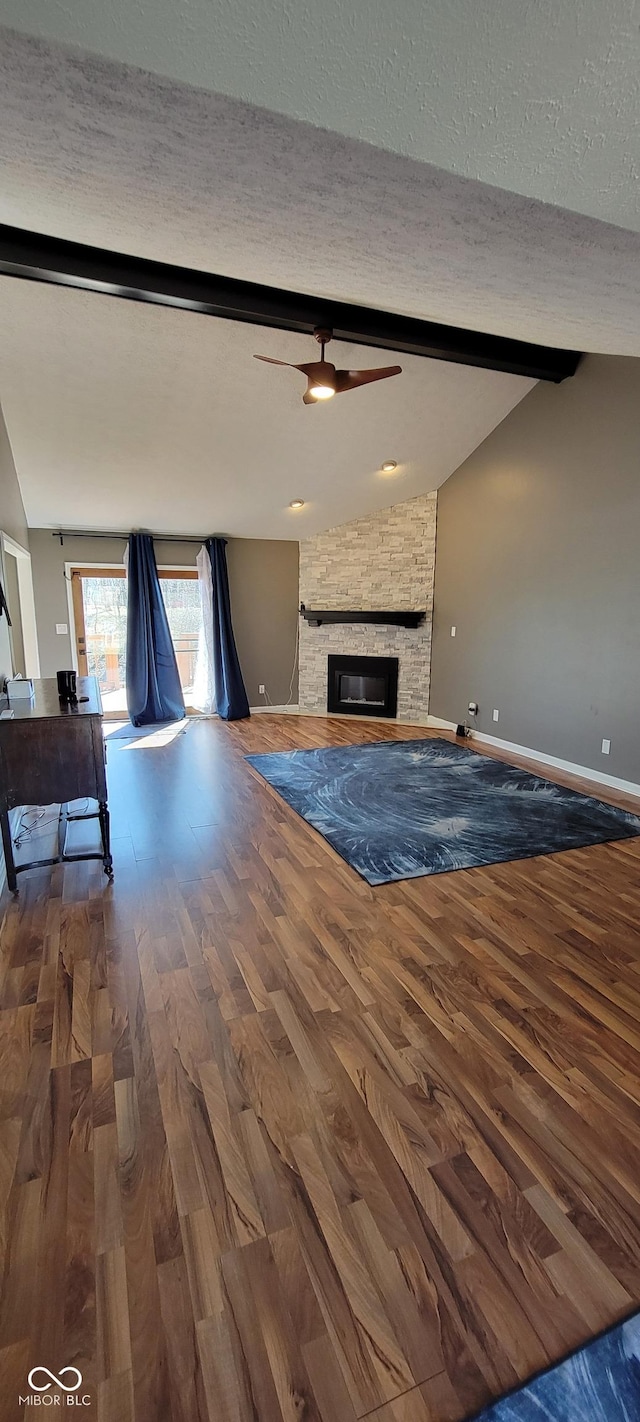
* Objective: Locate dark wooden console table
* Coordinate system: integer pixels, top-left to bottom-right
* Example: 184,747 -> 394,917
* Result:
0,676 -> 113,893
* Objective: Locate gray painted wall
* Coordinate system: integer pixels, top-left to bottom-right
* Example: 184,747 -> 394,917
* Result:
430,354 -> 640,785
0,401 -> 29,551
225,538 -> 299,707
28,531 -> 299,708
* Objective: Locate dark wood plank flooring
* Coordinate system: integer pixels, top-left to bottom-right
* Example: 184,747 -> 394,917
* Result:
2,714 -> 640,1421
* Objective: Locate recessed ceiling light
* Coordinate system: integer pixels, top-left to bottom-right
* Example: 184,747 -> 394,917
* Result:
381,460 -> 398,472
289,499 -> 305,509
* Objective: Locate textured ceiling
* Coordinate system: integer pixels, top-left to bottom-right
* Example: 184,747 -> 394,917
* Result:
0,2 -> 638,231
0,279 -> 535,538
1,30 -> 639,357
1,21 -> 638,541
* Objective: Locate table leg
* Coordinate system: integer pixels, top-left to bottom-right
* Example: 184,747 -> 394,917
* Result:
0,810 -> 18,892
98,801 -> 114,879
57,803 -> 68,861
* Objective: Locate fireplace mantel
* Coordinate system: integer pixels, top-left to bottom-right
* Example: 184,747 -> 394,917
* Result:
300,604 -> 425,629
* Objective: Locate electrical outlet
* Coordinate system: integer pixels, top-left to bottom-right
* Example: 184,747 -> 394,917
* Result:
450,625 -> 456,637
259,684 -> 265,695
601,738 -> 611,755
492,709 -> 499,722
55,623 -> 68,635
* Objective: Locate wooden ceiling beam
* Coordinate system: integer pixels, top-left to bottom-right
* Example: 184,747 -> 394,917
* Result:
0,224 -> 580,382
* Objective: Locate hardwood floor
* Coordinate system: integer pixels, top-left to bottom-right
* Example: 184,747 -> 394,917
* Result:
1,713 -> 640,1421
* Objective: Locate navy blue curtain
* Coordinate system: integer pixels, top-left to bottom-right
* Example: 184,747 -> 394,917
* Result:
207,538 -> 250,720
125,533 -> 185,726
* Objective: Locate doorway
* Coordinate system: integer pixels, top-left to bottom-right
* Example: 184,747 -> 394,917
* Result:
0,533 -> 40,685
69,565 -> 201,715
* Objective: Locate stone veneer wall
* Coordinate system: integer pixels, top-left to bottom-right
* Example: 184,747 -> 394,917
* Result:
299,491 -> 438,719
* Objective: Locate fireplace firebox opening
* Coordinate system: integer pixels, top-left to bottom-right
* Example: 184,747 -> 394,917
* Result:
327,655 -> 399,718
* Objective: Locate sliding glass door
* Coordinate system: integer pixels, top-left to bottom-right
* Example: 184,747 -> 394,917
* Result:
70,566 -> 201,714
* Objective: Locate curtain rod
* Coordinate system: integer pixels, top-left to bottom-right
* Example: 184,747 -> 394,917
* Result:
53,530 -> 206,545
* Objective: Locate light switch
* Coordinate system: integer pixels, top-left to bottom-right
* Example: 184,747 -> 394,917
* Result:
55,623 -> 68,635
450,625 -> 456,637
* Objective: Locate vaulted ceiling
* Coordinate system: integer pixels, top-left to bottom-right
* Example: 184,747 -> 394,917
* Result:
0,9 -> 638,536
0,279 -> 534,538
1,26 -> 638,355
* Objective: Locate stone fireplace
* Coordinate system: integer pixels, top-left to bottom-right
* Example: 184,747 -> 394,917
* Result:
298,491 -> 437,720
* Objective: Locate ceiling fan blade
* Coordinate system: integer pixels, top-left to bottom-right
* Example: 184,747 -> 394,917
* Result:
254,355 -> 302,367
335,365 -> 402,393
297,361 -> 336,379
254,356 -> 336,379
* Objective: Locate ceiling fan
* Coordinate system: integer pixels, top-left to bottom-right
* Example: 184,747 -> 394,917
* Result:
253,327 -> 402,405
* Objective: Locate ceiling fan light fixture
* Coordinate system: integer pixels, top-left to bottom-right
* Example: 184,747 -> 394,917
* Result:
381,460 -> 398,472
289,499 -> 305,509
308,383 -> 335,400
254,327 -> 402,404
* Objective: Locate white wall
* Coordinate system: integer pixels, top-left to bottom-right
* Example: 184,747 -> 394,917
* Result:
0,400 -> 31,894
0,402 -> 30,686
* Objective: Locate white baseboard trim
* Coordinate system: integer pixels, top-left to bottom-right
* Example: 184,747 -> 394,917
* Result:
470,729 -> 640,799
250,704 -> 300,714
426,715 -> 458,731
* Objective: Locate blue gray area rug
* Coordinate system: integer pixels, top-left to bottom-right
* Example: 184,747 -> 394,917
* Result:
470,1310 -> 640,1420
246,738 -> 640,885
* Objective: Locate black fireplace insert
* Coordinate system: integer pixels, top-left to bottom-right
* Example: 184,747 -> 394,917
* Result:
327,654 -> 399,718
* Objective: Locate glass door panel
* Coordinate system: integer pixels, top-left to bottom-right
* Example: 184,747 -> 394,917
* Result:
70,566 -> 200,716
158,574 -> 201,709
72,569 -> 128,713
